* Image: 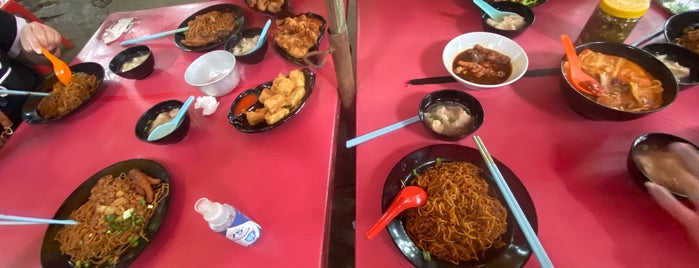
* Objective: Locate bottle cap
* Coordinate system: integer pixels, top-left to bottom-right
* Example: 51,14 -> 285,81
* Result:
600,0 -> 649,19
194,197 -> 226,226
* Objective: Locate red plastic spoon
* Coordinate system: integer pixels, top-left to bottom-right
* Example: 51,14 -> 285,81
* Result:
41,47 -> 72,85
560,35 -> 605,96
365,186 -> 427,240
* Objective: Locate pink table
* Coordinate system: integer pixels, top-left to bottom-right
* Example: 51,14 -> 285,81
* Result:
0,1 -> 339,267
355,1 -> 699,267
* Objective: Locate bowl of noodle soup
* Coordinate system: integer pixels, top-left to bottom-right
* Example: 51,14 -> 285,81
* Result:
559,42 -> 678,121
173,4 -> 246,52
382,144 -> 537,267
41,159 -> 171,268
21,62 -> 105,124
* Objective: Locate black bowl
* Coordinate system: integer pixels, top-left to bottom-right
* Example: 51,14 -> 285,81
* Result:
21,62 -> 105,124
135,100 -> 190,145
224,27 -> 269,64
642,43 -> 699,86
559,42 -> 678,121
627,133 -> 699,198
174,4 -> 246,52
109,45 -> 154,80
480,1 -> 535,38
664,10 -> 699,55
418,89 -> 484,141
272,12 -> 327,66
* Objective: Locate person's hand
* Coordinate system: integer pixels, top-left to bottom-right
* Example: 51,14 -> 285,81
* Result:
645,142 -> 699,248
18,22 -> 62,57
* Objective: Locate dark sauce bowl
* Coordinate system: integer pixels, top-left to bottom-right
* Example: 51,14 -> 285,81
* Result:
109,45 -> 155,80
135,100 -> 190,145
559,42 -> 678,121
642,43 -> 699,87
664,10 -> 699,54
224,27 -> 269,64
418,89 -> 484,141
480,1 -> 535,39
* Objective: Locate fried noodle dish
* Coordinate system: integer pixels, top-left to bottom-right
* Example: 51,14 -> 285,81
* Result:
181,10 -> 237,47
675,26 -> 699,55
566,49 -> 664,112
404,161 -> 508,264
245,69 -> 306,126
246,0 -> 284,13
274,14 -> 323,58
54,169 -> 170,267
37,72 -> 99,119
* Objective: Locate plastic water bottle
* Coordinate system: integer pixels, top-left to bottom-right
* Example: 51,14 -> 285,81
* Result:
194,197 -> 261,246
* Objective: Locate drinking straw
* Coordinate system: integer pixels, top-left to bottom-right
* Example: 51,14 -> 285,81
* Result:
472,136 -> 554,268
0,214 -> 78,225
346,116 -> 420,148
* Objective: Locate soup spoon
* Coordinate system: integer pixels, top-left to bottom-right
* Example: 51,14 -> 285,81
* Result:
560,35 -> 605,96
147,95 -> 194,141
41,47 -> 72,85
365,186 -> 427,239
473,0 -> 520,22
243,19 -> 272,56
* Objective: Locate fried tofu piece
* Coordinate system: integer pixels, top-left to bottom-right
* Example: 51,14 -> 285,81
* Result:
288,87 -> 306,108
245,108 -> 267,125
288,69 -> 305,88
265,107 -> 290,125
272,74 -> 294,95
258,87 -> 275,103
263,94 -> 288,113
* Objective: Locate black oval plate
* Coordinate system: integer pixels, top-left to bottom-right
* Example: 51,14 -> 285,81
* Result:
21,62 -> 105,124
41,159 -> 172,268
228,68 -> 315,133
174,3 -> 246,52
272,13 -> 327,66
383,144 -> 536,268
244,0 -> 294,18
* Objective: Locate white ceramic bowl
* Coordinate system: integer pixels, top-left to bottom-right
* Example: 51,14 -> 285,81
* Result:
184,50 -> 241,97
442,32 -> 529,90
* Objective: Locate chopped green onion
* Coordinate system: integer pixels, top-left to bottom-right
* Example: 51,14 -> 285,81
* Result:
140,199 -> 146,205
422,251 -> 432,262
135,218 -> 144,224
436,158 -> 443,164
106,214 -> 116,222
412,169 -> 418,176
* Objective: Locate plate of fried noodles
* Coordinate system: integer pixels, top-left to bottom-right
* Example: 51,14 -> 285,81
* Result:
174,4 -> 246,52
382,144 -> 537,268
21,62 -> 105,124
41,159 -> 171,268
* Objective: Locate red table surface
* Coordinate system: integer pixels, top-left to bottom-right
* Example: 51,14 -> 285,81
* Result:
0,1 -> 340,267
355,1 -> 699,267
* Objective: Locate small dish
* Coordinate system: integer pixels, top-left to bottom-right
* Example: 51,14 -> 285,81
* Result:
21,62 -> 105,124
272,12 -> 327,66
224,27 -> 269,64
184,50 -> 240,97
641,43 -> 699,86
480,1 -> 535,39
173,4 -> 246,52
418,89 -> 484,141
108,45 -> 155,80
228,68 -> 316,133
135,100 -> 191,145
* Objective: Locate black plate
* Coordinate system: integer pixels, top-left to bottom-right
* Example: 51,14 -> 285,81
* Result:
21,62 -> 105,124
173,4 -> 246,52
272,13 -> 327,66
484,0 -> 547,8
41,159 -> 172,268
244,0 -> 294,18
383,144 -> 537,268
228,68 -> 315,133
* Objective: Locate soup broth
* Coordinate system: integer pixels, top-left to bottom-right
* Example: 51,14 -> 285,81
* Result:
452,44 -> 512,85
633,139 -> 699,197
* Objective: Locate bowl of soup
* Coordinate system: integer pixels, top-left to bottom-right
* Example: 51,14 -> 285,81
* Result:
442,32 -> 528,90
418,89 -> 484,141
627,133 -> 699,198
109,45 -> 155,80
480,1 -> 535,39
224,27 -> 269,64
135,100 -> 191,145
559,42 -> 678,121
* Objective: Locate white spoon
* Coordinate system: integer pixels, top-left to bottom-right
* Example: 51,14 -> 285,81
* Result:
473,0 -> 520,22
147,95 -> 194,141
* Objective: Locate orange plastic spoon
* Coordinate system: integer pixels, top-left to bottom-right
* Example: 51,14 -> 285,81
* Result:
365,186 -> 427,239
41,47 -> 72,85
560,35 -> 604,96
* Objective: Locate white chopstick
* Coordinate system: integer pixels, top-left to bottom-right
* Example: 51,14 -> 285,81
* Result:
120,26 -> 189,46
473,136 -> 554,268
345,116 -> 420,148
0,214 -> 78,225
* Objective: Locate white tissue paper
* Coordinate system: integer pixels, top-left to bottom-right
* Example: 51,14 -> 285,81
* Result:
102,17 -> 135,44
194,96 -> 220,116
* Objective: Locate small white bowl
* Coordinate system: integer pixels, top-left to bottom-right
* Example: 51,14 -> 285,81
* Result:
442,32 -> 529,90
184,50 -> 241,97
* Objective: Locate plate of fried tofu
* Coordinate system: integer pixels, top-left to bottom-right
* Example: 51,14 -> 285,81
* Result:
228,68 -> 316,133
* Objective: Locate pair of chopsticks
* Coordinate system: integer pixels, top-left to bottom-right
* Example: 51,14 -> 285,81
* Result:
345,116 -> 420,148
0,214 -> 78,226
407,67 -> 559,85
120,26 -> 189,46
473,136 -> 554,268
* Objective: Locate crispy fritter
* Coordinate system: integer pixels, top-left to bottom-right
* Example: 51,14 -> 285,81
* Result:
246,0 -> 284,13
273,15 -> 322,58
246,69 -> 307,126
245,107 -> 267,125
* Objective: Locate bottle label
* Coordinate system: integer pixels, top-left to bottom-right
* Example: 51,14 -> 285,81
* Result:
219,211 -> 261,246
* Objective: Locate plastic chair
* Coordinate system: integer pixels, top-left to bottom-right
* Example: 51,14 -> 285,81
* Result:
1,0 -> 73,49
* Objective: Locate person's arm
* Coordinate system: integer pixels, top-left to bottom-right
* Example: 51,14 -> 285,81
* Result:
0,10 -> 62,65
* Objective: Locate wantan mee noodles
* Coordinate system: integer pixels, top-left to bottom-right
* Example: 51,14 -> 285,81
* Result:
404,161 -> 508,264
54,169 -> 169,267
37,73 -> 99,119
